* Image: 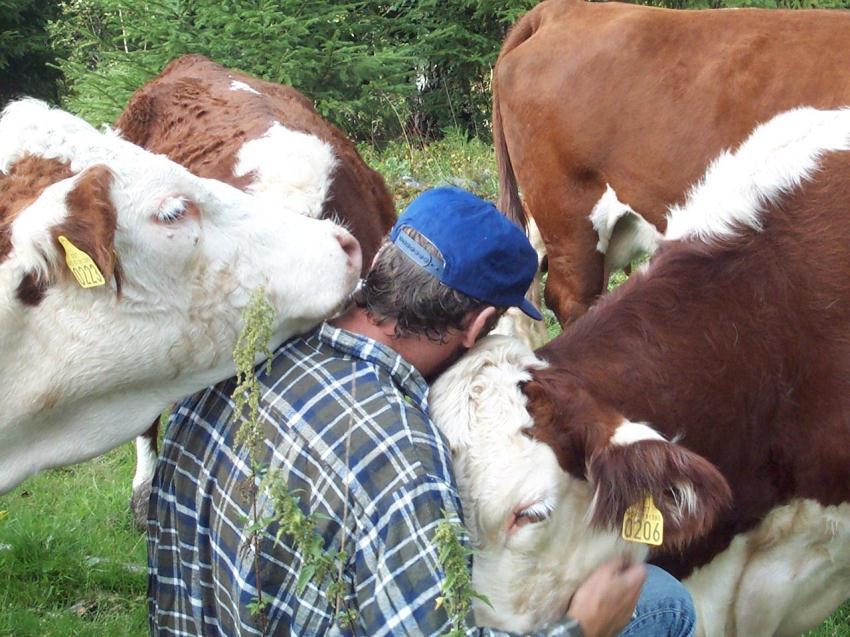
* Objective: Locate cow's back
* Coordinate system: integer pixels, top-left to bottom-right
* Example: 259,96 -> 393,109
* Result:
117,55 -> 395,270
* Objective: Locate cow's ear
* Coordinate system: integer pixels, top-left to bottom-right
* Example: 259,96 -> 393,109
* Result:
586,429 -> 731,550
52,164 -> 119,286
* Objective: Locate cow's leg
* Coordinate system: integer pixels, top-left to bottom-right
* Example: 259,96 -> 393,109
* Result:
130,419 -> 159,531
527,183 -> 606,326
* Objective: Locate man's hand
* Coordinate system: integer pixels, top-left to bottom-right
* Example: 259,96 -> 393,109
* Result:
566,559 -> 646,637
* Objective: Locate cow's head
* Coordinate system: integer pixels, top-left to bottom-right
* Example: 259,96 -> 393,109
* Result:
0,99 -> 361,494
0,99 -> 360,342
429,336 -> 730,633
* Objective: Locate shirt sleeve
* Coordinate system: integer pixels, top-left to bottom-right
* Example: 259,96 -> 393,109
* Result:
350,473 -> 585,637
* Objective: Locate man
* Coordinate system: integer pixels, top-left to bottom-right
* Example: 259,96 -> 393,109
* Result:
148,187 -> 695,636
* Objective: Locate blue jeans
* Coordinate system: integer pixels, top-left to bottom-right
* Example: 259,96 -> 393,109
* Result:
619,565 -> 696,637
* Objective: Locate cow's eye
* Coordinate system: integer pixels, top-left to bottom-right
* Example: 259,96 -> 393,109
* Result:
510,500 -> 555,533
156,197 -> 188,224
517,501 -> 554,523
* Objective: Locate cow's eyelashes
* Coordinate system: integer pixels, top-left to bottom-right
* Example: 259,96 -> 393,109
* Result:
513,500 -> 555,530
517,501 -> 554,522
156,197 -> 188,224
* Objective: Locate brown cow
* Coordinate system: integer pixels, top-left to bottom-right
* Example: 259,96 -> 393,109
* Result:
430,107 -> 850,635
115,55 -> 396,526
494,0 -> 850,323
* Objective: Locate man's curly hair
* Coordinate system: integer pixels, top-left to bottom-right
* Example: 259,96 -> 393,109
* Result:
353,227 -> 504,342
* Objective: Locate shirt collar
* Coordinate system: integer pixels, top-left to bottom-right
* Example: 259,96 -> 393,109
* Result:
316,322 -> 430,412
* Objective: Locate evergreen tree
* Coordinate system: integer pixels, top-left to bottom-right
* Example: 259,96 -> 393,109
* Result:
48,0 -> 535,140
0,0 -> 63,107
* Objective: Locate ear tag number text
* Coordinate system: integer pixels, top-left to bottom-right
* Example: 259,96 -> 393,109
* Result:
58,235 -> 106,288
621,494 -> 664,546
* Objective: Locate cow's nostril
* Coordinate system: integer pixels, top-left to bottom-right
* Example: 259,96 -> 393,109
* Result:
335,230 -> 362,272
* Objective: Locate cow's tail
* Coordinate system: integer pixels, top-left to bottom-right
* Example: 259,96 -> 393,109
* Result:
494,7 -> 542,231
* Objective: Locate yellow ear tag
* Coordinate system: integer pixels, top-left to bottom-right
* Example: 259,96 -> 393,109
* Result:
621,494 -> 664,546
57,235 -> 106,288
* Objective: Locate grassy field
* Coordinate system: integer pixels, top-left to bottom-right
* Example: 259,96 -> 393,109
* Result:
1,135 -> 848,635
0,445 -> 147,636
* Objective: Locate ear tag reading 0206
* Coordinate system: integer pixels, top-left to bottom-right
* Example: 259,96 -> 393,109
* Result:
621,494 -> 664,546
57,235 -> 106,288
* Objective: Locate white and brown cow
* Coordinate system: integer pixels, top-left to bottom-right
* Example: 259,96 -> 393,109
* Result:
0,99 -> 361,496
431,107 -> 850,636
116,54 -> 396,270
494,0 -> 850,325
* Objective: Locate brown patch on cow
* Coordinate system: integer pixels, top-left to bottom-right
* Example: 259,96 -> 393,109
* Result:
1,156 -> 76,306
53,164 -> 119,288
116,54 -> 395,273
524,372 -> 731,550
36,388 -> 60,414
1,156 -> 75,262
116,92 -> 155,147
523,376 -> 615,480
16,271 -> 48,306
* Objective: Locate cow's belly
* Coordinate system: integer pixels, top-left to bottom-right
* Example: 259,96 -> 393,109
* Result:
684,499 -> 850,637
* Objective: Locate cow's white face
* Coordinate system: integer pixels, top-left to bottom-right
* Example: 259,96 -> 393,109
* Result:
430,336 -> 645,633
103,154 -> 360,352
0,99 -> 360,494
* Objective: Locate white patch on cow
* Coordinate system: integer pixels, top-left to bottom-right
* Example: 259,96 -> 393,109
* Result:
0,99 -> 360,495
430,336 -> 645,633
229,79 -> 261,95
588,185 -> 661,280
670,480 -> 699,523
609,420 -> 666,446
666,107 -> 850,242
233,121 -> 337,219
685,499 -> 850,637
0,99 -> 124,174
132,434 -> 158,492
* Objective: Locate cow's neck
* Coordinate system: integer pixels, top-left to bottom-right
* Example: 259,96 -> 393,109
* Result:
543,240 -> 803,436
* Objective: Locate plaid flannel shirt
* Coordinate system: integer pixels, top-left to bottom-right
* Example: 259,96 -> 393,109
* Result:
147,323 -> 582,637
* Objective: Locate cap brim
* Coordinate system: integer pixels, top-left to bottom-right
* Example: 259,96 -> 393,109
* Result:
519,298 -> 543,321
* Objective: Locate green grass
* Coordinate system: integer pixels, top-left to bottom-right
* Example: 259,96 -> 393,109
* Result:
0,444 -> 148,637
812,606 -> 850,637
1,137 -> 848,635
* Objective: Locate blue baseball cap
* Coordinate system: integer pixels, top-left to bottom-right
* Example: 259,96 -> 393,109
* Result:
389,186 -> 542,320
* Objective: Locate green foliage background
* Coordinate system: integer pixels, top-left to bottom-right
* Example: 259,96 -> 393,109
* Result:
3,0 -> 845,142
0,0 -> 63,105
19,0 -> 539,141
